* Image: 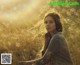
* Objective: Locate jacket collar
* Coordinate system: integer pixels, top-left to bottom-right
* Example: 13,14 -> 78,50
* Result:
45,32 -> 61,38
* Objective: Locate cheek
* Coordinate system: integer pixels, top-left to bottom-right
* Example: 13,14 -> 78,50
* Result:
50,23 -> 56,30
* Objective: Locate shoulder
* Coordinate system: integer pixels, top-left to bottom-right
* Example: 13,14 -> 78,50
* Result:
51,32 -> 65,41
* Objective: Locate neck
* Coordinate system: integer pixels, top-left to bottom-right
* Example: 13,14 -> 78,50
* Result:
49,30 -> 57,37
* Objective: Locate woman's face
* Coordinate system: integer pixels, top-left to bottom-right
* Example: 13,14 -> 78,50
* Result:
44,16 -> 56,32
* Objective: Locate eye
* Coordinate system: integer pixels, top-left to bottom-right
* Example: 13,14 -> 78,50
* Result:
49,20 -> 53,23
44,21 -> 47,24
44,20 -> 53,24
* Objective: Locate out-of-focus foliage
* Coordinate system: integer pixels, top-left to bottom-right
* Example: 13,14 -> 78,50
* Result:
0,0 -> 80,65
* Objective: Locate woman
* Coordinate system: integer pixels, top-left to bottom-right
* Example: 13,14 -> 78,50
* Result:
19,13 -> 73,65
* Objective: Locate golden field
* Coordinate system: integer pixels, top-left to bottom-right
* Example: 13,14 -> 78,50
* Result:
0,0 -> 80,65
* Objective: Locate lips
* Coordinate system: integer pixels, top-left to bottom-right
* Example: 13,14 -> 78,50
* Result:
46,27 -> 51,30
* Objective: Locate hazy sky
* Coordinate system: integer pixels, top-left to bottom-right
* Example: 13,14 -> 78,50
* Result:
0,0 -> 44,22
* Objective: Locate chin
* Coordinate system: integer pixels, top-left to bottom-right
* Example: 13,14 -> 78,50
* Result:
47,29 -> 53,32
47,30 -> 51,32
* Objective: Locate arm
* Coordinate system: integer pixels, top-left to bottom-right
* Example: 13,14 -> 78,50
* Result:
19,35 -> 61,65
35,35 -> 61,65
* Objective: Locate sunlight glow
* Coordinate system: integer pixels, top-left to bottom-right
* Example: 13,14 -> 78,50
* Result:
0,0 -> 42,22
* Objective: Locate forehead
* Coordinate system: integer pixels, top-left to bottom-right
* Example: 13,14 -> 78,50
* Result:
44,16 -> 54,21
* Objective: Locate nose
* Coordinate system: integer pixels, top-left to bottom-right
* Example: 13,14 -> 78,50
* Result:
46,22 -> 50,26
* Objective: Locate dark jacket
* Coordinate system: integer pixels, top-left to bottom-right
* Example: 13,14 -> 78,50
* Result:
35,32 -> 73,65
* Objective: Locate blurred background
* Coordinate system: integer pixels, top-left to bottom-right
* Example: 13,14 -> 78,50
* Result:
0,0 -> 80,65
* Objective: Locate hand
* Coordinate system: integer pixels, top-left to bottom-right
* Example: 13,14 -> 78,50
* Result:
18,60 -> 35,65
